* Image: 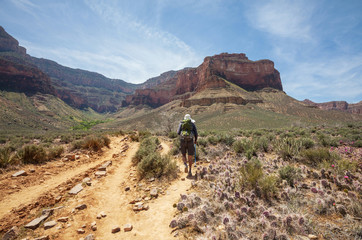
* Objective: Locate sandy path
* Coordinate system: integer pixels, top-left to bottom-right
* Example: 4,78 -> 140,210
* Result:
0,137 -> 123,219
53,139 -> 190,240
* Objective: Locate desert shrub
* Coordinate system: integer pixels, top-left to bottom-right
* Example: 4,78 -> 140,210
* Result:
301,138 -> 315,149
233,139 -> 258,159
169,138 -> 180,156
139,130 -> 152,140
129,132 -> 140,142
168,131 -> 178,139
218,134 -> 235,146
47,146 -> 64,160
133,136 -> 160,164
197,138 -> 207,147
207,135 -> 218,145
17,145 -> 47,164
0,147 -> 14,168
335,158 -> 358,174
71,140 -> 84,150
300,148 -> 338,167
273,138 -> 302,161
60,134 -> 73,143
259,174 -> 279,199
257,136 -> 269,152
317,134 -> 338,147
279,165 -> 300,187
101,135 -> 111,148
81,135 -> 111,152
239,158 -> 263,189
137,152 -> 178,179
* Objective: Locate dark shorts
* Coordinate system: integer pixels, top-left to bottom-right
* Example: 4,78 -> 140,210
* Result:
180,138 -> 195,156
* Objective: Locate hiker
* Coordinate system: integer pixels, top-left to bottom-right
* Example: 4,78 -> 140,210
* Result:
177,114 -> 198,177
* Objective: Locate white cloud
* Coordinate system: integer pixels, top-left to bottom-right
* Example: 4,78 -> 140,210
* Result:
283,55 -> 362,102
246,0 -> 314,41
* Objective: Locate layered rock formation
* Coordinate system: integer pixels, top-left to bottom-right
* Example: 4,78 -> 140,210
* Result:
0,26 -> 26,55
303,99 -> 361,114
123,53 -> 282,108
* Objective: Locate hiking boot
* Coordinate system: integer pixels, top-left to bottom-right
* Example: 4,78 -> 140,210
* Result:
187,172 -> 192,178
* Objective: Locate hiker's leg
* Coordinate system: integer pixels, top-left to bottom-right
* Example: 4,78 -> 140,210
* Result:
188,154 -> 193,173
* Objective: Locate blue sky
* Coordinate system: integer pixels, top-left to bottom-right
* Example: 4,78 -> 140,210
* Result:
1,0 -> 361,103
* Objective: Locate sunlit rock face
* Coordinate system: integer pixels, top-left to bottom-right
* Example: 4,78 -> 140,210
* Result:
123,53 -> 282,107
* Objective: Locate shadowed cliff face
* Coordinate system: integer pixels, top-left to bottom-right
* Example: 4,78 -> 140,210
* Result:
123,53 -> 282,108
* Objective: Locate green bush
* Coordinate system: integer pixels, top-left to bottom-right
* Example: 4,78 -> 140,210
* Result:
257,136 -> 269,152
47,146 -> 64,160
169,138 -> 180,156
300,148 -> 338,167
137,152 -> 178,179
273,138 -> 302,161
218,134 -> 235,146
71,140 -> 84,150
197,138 -> 207,147
133,137 -> 160,165
17,145 -> 47,164
233,139 -> 258,159
81,135 -> 111,152
259,175 -> 279,199
239,158 -> 263,189
0,147 -> 14,168
207,135 -> 218,145
279,165 -> 300,187
168,131 -> 178,139
301,138 -> 315,149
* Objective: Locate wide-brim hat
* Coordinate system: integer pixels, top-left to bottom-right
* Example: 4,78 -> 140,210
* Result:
184,114 -> 195,123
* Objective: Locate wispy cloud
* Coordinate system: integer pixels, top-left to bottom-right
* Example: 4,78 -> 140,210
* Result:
246,0 -> 314,41
283,55 -> 362,102
10,0 -> 38,16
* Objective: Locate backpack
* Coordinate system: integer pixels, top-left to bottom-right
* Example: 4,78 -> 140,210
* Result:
180,119 -> 193,140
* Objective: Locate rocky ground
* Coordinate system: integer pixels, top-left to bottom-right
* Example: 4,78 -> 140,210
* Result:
0,136 -> 195,240
0,134 -> 361,240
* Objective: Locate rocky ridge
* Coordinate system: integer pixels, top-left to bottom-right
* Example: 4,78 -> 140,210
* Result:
303,99 -> 362,114
123,53 -> 282,108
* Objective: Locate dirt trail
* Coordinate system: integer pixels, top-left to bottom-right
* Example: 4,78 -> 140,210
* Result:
0,139 -> 123,219
1,136 -> 192,239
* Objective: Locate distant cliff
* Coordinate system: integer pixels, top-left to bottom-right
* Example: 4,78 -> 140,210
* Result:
303,99 -> 361,114
123,53 -> 282,107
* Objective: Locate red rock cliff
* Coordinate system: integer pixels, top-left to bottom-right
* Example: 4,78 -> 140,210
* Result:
123,53 -> 282,107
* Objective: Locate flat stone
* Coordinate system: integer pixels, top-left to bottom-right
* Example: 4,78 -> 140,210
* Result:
82,177 -> 91,183
55,196 -> 62,202
98,161 -> 112,171
77,229 -> 85,234
95,171 -> 107,177
29,169 -> 35,173
69,184 -> 83,195
123,223 -> 133,232
148,177 -> 155,182
58,217 -> 69,222
34,236 -> 49,240
24,210 -> 52,230
3,226 -> 19,240
125,186 -> 130,191
96,214 -> 102,219
84,234 -> 95,240
44,220 -> 57,230
150,188 -> 158,198
12,170 -> 27,177
75,204 -> 87,210
308,235 -> 318,239
112,226 -> 120,233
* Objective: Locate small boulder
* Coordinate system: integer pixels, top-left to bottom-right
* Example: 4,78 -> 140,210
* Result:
123,223 -> 133,232
112,226 -> 120,233
75,204 -> 87,210
2,226 -> 19,240
34,236 -> 49,240
57,217 -> 69,223
150,188 -> 158,198
69,184 -> 83,195
77,229 -> 85,234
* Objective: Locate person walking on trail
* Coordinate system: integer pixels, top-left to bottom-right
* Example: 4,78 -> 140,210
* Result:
177,114 -> 198,177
